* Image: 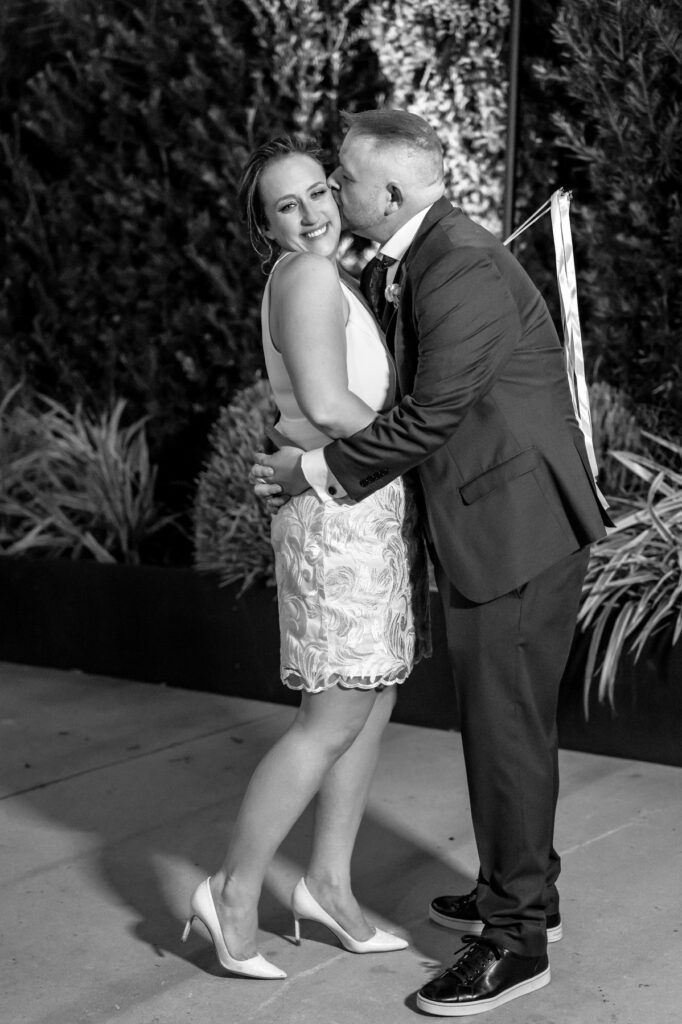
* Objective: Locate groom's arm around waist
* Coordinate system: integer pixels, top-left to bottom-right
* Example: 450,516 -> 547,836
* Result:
323,245 -> 525,499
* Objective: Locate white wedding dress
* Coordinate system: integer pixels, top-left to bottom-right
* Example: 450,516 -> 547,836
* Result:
261,255 -> 431,692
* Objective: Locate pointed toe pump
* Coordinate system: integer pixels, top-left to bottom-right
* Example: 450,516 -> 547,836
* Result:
291,877 -> 408,954
181,878 -> 286,980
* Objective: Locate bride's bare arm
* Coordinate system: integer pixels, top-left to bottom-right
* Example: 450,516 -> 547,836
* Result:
269,253 -> 377,439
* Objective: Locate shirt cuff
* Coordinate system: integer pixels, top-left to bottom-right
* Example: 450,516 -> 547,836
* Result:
300,448 -> 347,502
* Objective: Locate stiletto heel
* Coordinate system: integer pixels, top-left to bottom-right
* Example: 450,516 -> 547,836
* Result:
291,877 -> 408,954
182,877 -> 286,980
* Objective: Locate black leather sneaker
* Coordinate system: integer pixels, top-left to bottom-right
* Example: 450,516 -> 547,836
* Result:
416,935 -> 550,1016
429,889 -> 563,943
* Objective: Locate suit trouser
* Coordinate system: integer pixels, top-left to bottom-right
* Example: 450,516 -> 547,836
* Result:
435,545 -> 590,956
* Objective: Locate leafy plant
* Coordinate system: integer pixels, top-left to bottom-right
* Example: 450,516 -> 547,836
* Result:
365,0 -> 508,234
1,0 -> 516,561
533,0 -> 682,420
193,376 -> 277,592
241,0 -> 369,142
0,386 -> 170,562
0,0 -> 281,446
578,432 -> 682,713
589,381 -> 645,499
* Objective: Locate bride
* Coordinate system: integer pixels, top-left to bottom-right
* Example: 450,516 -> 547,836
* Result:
181,134 -> 429,979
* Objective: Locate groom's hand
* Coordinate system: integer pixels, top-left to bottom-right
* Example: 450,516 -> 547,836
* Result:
250,447 -> 308,500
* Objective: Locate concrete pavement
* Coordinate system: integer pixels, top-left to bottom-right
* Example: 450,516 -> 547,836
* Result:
1,661 -> 680,1024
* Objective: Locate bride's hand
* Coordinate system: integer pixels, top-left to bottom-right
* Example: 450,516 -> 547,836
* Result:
249,458 -> 283,511
250,447 -> 308,498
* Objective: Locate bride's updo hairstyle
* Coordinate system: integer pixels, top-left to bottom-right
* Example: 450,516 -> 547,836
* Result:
239,134 -> 324,270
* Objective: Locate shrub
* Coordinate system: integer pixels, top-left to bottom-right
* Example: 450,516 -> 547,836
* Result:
589,381 -> 644,499
532,0 -> 682,420
511,0 -> 583,323
364,0 -> 508,234
0,386 -> 169,563
0,0 -> 544,570
242,0 -> 372,145
0,0 -> 284,447
578,433 -> 682,712
0,0 -> 390,535
193,376 -> 277,591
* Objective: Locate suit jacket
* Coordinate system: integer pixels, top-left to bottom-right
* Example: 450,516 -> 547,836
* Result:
325,198 -> 610,603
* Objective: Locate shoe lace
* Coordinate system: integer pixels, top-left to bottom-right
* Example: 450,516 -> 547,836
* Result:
445,935 -> 502,988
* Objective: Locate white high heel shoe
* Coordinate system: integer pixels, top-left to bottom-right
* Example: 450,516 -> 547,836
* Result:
181,877 -> 286,980
291,877 -> 408,954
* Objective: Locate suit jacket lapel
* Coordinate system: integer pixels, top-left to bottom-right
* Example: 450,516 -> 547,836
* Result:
391,199 -> 459,394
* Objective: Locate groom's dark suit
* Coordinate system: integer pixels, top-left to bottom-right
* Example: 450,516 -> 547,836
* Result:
323,198 -> 611,956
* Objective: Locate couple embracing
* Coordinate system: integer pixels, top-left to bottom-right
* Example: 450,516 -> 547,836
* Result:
182,109 -> 610,1016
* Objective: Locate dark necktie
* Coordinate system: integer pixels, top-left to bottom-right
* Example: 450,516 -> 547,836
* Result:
361,253 -> 397,328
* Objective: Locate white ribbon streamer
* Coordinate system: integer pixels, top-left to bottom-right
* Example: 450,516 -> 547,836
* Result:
505,189 -> 608,509
503,197 -> 552,247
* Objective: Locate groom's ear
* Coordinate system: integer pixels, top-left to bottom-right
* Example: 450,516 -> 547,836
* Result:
386,183 -> 403,213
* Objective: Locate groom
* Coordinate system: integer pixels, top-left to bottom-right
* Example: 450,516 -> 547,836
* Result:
252,109 -> 610,1015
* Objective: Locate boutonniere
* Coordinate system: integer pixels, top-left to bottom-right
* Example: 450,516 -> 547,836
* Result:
385,282 -> 402,307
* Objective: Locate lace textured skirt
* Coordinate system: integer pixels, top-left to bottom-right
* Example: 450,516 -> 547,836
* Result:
270,476 -> 431,693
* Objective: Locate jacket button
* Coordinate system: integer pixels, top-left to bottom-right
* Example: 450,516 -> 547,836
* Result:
328,485 -> 337,496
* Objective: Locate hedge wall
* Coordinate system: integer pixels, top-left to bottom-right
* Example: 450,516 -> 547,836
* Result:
2,0 -> 679,569
517,0 -> 682,423
0,0 -> 509,545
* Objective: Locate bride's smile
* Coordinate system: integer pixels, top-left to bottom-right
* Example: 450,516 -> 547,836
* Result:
259,153 -> 341,258
303,223 -> 329,239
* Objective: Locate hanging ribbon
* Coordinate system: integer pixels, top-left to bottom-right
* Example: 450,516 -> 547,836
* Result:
504,189 -> 609,509
503,196 -> 552,247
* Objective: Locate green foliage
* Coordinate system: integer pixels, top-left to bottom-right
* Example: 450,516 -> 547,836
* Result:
511,0 -> 578,323
193,376 -> 277,591
0,0 -> 283,447
241,0 -> 372,146
590,381 -> 645,498
365,0 -> 508,234
0,386 -> 169,562
1,0 -> 512,568
533,0 -> 682,419
579,433 -> 682,712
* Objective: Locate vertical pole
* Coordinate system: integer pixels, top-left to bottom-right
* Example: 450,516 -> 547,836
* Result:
503,0 -> 522,242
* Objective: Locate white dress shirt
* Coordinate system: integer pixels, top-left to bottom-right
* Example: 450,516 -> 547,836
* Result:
301,204 -> 435,501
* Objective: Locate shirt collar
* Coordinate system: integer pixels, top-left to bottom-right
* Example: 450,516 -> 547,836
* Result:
379,204 -> 435,263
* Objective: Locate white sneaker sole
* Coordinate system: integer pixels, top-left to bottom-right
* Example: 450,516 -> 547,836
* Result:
428,907 -> 563,943
416,965 -> 550,1016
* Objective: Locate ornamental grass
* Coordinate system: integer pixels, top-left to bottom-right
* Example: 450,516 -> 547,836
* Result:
578,432 -> 682,713
0,386 -> 169,563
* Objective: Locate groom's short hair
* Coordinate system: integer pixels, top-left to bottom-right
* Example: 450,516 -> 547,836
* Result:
341,109 -> 444,178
